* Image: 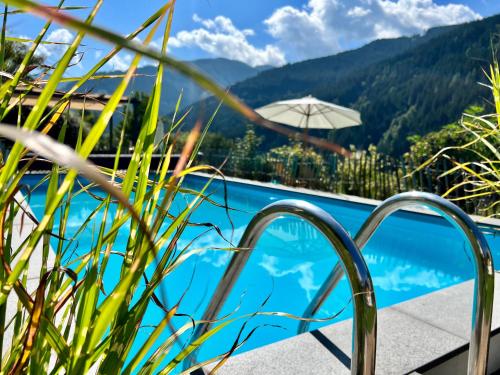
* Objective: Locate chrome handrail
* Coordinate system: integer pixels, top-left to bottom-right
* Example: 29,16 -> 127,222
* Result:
185,199 -> 377,374
298,192 -> 495,375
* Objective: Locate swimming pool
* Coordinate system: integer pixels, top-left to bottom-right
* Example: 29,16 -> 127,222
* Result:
21,173 -> 500,368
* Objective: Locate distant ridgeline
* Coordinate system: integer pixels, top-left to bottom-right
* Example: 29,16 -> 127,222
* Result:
66,57 -> 271,115
184,14 -> 500,156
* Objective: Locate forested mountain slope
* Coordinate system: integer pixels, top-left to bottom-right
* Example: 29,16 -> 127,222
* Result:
185,16 -> 498,155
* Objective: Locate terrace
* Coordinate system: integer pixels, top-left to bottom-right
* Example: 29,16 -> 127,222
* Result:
0,1 -> 499,375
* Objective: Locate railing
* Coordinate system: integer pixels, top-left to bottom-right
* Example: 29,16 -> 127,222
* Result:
185,199 -> 377,374
298,192 -> 495,375
199,151 -> 498,216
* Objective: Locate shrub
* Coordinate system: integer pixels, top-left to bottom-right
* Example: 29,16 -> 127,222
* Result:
267,143 -> 325,187
419,63 -> 500,216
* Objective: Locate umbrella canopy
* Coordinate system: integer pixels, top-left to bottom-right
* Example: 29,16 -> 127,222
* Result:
255,95 -> 362,130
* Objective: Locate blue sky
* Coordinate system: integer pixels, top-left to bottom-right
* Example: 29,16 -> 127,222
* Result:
7,0 -> 500,72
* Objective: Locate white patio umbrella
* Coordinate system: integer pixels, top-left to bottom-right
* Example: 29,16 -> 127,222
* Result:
255,95 -> 362,131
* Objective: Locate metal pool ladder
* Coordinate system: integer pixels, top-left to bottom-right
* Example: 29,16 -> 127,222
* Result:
185,199 -> 377,375
299,192 -> 495,375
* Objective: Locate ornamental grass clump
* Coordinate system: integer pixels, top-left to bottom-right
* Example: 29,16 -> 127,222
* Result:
419,59 -> 500,217
0,1 -> 264,373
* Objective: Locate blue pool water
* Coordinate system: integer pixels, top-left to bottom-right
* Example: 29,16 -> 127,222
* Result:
21,174 -> 499,369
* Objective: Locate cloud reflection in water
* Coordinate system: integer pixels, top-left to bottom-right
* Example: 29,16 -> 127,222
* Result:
258,254 -> 321,301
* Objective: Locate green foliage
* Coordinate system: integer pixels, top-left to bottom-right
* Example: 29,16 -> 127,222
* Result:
420,64 -> 500,216
222,141 -> 406,200
229,125 -> 269,179
407,106 -> 487,160
174,131 -> 234,156
233,125 -> 262,160
200,132 -> 234,153
334,145 -> 401,199
1,39 -> 44,74
267,143 -> 325,187
269,143 -> 324,165
120,91 -> 150,150
192,126 -> 274,180
408,123 -> 466,160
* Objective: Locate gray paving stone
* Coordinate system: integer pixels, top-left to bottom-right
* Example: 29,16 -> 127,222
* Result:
209,307 -> 468,375
205,275 -> 500,375
319,308 -> 467,375
211,330 -> 350,375
393,275 -> 500,341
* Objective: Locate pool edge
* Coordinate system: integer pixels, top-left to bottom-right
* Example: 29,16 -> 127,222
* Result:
191,172 -> 500,229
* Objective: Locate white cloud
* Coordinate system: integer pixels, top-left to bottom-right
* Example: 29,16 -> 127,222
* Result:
134,36 -> 162,51
36,28 -> 74,59
265,0 -> 481,60
347,6 -> 372,18
48,28 -> 73,43
372,265 -> 443,292
133,36 -> 162,68
169,14 -> 286,67
101,37 -> 165,71
33,27 -> 88,71
105,53 -> 132,71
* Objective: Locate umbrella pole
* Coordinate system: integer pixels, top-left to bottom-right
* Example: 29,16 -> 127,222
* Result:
303,104 -> 311,149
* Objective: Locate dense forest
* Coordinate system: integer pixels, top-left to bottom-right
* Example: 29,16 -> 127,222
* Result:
183,15 -> 500,156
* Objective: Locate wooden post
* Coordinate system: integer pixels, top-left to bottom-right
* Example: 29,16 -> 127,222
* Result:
361,152 -> 368,198
401,158 -> 408,191
368,153 -> 373,198
395,158 -> 402,193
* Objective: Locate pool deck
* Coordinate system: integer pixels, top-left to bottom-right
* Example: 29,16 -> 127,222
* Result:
206,273 -> 500,374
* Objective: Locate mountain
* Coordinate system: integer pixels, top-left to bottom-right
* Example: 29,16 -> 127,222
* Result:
184,16 -> 499,155
73,58 -> 270,113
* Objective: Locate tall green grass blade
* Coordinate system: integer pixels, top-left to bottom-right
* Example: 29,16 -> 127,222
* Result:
0,0 -> 65,120
0,5 -> 7,81
0,0 -> 93,190
37,1 -> 173,127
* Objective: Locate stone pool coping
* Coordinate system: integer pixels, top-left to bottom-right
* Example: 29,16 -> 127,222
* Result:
192,172 -> 500,228
206,273 -> 500,375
